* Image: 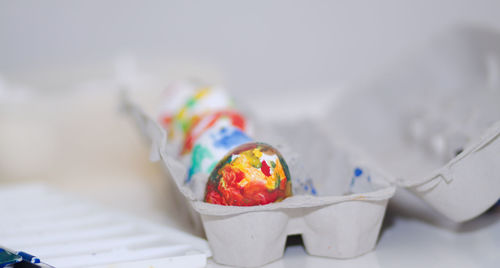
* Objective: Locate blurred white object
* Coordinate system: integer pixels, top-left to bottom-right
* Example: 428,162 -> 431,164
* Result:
0,184 -> 210,268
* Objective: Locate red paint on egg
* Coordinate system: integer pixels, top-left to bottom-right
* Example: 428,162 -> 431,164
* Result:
181,110 -> 247,155
261,161 -> 271,176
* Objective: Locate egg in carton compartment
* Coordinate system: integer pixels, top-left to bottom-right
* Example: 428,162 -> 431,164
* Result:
121,92 -> 396,267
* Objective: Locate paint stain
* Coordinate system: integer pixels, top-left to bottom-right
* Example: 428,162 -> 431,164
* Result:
187,144 -> 213,182
213,128 -> 251,149
261,160 -> 271,176
354,167 -> 363,177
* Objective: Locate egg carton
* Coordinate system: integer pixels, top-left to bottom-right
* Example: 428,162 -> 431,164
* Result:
122,92 -> 396,268
326,25 -> 500,222
122,26 -> 500,267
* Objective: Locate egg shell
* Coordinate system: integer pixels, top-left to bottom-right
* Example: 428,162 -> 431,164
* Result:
204,142 -> 292,206
158,81 -> 196,128
170,86 -> 233,142
182,110 -> 247,155
186,124 -> 252,183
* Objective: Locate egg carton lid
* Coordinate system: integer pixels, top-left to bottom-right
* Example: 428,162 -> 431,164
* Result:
322,25 -> 500,222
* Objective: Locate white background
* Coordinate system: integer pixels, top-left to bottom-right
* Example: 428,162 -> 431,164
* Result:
2,0 -> 500,93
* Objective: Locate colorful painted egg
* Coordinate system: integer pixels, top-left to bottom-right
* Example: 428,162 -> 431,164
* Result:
182,110 -> 247,155
186,124 -> 252,182
170,86 -> 233,142
158,81 -> 195,129
204,142 -> 293,206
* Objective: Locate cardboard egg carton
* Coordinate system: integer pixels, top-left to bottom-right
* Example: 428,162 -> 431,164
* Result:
123,94 -> 396,268
122,26 -> 500,267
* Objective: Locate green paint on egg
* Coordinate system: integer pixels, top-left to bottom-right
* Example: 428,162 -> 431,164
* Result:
186,98 -> 196,108
274,175 -> 280,189
252,160 -> 262,169
207,161 -> 218,174
191,144 -> 213,175
181,120 -> 191,133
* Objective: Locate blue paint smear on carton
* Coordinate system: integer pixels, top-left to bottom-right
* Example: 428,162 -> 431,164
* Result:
354,167 -> 363,177
299,178 -> 317,196
351,167 -> 372,189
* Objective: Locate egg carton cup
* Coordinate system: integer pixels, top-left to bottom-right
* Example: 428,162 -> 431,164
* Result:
121,94 -> 396,267
400,122 -> 500,222
326,25 -> 500,222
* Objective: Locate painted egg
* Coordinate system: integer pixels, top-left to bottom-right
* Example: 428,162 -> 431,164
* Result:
170,86 -> 233,142
186,124 -> 252,183
182,110 -> 247,155
204,142 -> 293,206
158,81 -> 196,129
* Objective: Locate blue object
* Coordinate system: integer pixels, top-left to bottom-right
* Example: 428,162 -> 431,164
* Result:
0,248 -> 22,268
354,167 -> 363,177
16,252 -> 40,264
0,248 -> 52,268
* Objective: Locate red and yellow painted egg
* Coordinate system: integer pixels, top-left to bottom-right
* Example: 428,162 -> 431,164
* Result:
204,142 -> 292,206
181,110 -> 247,155
170,87 -> 233,141
158,81 -> 196,129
